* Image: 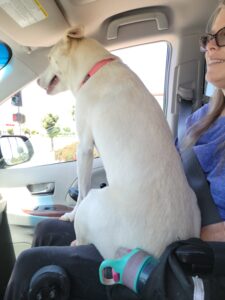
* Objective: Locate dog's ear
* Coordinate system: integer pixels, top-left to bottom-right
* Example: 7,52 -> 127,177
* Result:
66,26 -> 84,39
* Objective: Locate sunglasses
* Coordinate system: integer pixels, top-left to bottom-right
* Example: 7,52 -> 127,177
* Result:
200,26 -> 225,52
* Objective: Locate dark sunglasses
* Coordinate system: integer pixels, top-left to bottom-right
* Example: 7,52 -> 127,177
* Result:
200,26 -> 225,52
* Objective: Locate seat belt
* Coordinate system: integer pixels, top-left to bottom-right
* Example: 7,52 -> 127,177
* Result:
177,86 -> 221,226
181,146 -> 222,226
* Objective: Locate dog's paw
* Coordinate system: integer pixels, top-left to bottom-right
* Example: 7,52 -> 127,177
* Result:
60,210 -> 76,222
70,239 -> 78,247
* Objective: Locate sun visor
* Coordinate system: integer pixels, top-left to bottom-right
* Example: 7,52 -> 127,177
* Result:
0,0 -> 69,47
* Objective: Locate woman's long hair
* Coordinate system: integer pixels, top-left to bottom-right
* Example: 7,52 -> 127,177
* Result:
184,90 -> 225,147
184,1 -> 225,148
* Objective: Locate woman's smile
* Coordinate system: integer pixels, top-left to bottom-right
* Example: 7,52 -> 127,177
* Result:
207,58 -> 225,65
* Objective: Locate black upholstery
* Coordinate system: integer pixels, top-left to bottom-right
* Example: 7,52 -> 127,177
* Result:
28,265 -> 70,300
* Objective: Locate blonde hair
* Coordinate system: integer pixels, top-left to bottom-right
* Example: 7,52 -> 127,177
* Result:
206,1 -> 225,32
184,1 -> 225,148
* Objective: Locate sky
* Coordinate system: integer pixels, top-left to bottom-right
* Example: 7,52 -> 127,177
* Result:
0,82 -> 75,134
0,41 -> 167,134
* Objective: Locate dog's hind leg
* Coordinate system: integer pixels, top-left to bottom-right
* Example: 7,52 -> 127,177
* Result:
74,187 -> 119,258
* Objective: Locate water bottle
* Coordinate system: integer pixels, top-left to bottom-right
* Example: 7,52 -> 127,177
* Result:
99,248 -> 158,293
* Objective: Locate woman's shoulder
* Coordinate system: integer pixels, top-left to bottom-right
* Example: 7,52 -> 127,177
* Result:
186,103 -> 209,128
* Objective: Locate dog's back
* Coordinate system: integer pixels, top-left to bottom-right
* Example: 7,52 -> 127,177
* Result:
73,42 -> 200,258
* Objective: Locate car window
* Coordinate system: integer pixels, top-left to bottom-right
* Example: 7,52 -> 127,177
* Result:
112,42 -> 167,109
0,41 -> 168,168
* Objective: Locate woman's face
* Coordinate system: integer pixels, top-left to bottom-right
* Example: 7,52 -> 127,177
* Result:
205,7 -> 225,89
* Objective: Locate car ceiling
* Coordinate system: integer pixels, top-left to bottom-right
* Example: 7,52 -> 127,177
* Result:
0,0 -> 218,103
0,0 -> 218,47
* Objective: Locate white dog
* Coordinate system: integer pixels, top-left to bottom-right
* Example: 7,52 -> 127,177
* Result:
38,26 -> 201,259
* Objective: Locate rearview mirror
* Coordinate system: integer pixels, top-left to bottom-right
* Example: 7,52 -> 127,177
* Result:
0,135 -> 34,168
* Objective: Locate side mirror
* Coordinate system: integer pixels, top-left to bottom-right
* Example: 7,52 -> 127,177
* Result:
0,135 -> 34,168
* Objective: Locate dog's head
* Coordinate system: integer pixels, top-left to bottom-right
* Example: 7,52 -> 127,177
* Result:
37,26 -> 84,95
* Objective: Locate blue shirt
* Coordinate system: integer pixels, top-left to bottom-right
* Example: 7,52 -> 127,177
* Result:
186,104 -> 225,219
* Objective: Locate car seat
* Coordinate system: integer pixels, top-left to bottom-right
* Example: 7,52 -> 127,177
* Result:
107,147 -> 225,299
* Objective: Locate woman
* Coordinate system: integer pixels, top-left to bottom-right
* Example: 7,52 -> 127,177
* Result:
184,0 -> 225,241
3,1 -> 225,299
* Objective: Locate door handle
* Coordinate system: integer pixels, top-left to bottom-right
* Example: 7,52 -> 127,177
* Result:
27,182 -> 55,195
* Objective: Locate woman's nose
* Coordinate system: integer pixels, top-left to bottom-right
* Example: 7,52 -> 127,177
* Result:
206,37 -> 219,52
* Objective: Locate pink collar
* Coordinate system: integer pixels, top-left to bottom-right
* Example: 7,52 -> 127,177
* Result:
80,57 -> 115,88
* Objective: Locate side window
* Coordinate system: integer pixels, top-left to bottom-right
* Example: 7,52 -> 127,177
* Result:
112,42 -> 167,109
0,86 -> 77,167
0,41 -> 168,168
205,82 -> 215,97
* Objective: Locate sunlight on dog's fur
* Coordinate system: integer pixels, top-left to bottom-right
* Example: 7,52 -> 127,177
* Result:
38,26 -> 201,259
